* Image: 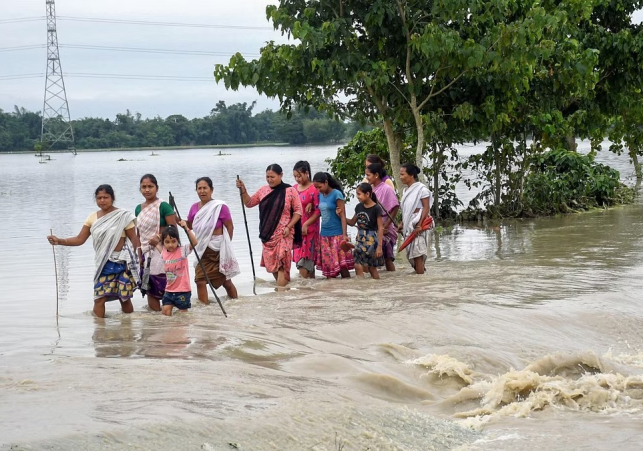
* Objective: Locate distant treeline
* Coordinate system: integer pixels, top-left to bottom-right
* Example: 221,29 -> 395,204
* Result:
0,101 -> 367,152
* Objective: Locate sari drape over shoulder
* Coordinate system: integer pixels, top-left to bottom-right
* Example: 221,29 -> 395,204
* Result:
192,199 -> 240,280
91,209 -> 140,300
249,184 -> 303,279
400,182 -> 433,264
136,199 -> 165,275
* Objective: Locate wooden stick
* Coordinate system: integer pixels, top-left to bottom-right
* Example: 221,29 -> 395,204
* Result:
237,175 -> 257,295
168,192 -> 227,318
50,228 -> 59,318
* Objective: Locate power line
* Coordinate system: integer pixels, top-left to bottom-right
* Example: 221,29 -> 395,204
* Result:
0,17 -> 44,24
60,44 -> 258,57
0,73 -> 45,80
67,72 -> 215,81
0,45 -> 46,52
0,72 -> 216,82
0,43 -> 259,57
57,16 -> 274,31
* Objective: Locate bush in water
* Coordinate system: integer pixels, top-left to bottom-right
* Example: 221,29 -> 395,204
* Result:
523,148 -> 635,214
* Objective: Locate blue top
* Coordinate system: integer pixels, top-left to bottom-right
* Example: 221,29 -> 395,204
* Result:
318,189 -> 345,237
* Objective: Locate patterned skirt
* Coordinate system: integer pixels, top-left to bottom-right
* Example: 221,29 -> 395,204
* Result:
316,235 -> 355,278
353,229 -> 385,268
94,261 -> 136,302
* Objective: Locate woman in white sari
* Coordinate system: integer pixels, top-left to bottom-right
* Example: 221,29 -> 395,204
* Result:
135,174 -> 176,311
47,185 -> 141,317
399,164 -> 432,274
187,177 -> 239,302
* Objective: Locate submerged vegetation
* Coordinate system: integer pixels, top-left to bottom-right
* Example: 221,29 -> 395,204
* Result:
215,0 -> 643,218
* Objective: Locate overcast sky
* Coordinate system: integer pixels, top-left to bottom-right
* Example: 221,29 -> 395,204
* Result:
0,0 -> 285,119
1,2 -> 641,120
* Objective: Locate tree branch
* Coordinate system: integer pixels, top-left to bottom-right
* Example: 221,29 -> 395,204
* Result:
418,71 -> 467,110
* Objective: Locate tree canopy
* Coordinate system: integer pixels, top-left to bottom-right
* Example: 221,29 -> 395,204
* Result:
215,0 -> 643,217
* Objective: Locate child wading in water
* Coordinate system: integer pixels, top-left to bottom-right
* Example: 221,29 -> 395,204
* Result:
156,221 -> 197,316
346,183 -> 384,279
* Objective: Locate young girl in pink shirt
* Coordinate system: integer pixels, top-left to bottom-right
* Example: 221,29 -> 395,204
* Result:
157,221 -> 197,316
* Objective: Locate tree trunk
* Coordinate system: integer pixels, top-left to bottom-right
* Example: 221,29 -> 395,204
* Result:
382,118 -> 402,196
629,146 -> 642,186
433,143 -> 440,219
493,138 -> 501,206
566,134 -> 578,152
410,96 -> 428,184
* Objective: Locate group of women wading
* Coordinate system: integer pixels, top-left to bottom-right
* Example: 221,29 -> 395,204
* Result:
46,156 -> 433,318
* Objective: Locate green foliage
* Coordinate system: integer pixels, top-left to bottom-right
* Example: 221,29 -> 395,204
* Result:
0,104 -> 365,151
523,148 -> 632,214
327,128 -> 412,197
214,0 -> 642,218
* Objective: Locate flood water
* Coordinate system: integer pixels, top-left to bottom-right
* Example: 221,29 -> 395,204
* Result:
1,144 -> 643,450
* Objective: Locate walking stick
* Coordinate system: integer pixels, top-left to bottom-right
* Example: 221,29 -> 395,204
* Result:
50,228 -> 59,318
237,175 -> 257,295
377,201 -> 399,230
168,192 -> 227,318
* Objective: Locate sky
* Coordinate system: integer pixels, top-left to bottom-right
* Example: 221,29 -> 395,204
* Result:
0,2 -> 642,121
0,0 -> 286,119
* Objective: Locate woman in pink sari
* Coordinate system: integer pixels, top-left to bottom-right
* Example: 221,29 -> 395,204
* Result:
236,164 -> 303,287
366,163 -> 399,271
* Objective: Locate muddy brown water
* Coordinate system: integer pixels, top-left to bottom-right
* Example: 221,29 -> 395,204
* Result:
1,144 -> 643,450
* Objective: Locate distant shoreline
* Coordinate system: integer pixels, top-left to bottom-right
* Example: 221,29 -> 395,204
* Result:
1,142 -> 295,155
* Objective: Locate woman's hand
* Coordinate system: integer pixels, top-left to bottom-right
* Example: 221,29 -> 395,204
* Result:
398,222 -> 404,233
47,235 -> 61,246
306,203 -> 313,214
283,225 -> 291,237
376,245 -> 383,258
178,219 -> 189,230
343,234 -> 350,243
302,223 -> 308,236
236,179 -> 245,191
149,233 -> 161,247
414,223 -> 423,234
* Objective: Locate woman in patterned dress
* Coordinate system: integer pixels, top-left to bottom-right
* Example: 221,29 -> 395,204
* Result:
236,164 -> 303,287
292,161 -> 320,278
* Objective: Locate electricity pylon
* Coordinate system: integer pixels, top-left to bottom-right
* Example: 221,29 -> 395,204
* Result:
41,0 -> 76,155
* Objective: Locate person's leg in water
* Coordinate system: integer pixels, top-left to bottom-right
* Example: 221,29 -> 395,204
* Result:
147,294 -> 161,312
385,258 -> 396,272
354,264 -> 365,277
368,265 -> 380,280
162,304 -> 173,316
196,281 -> 210,304
277,268 -> 288,286
94,297 -> 106,317
223,279 -> 238,298
120,299 -> 134,313
413,256 -> 425,275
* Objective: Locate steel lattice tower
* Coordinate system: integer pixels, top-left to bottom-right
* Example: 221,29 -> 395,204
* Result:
41,0 -> 76,154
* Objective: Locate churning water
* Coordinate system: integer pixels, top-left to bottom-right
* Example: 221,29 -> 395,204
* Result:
1,144 -> 643,450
